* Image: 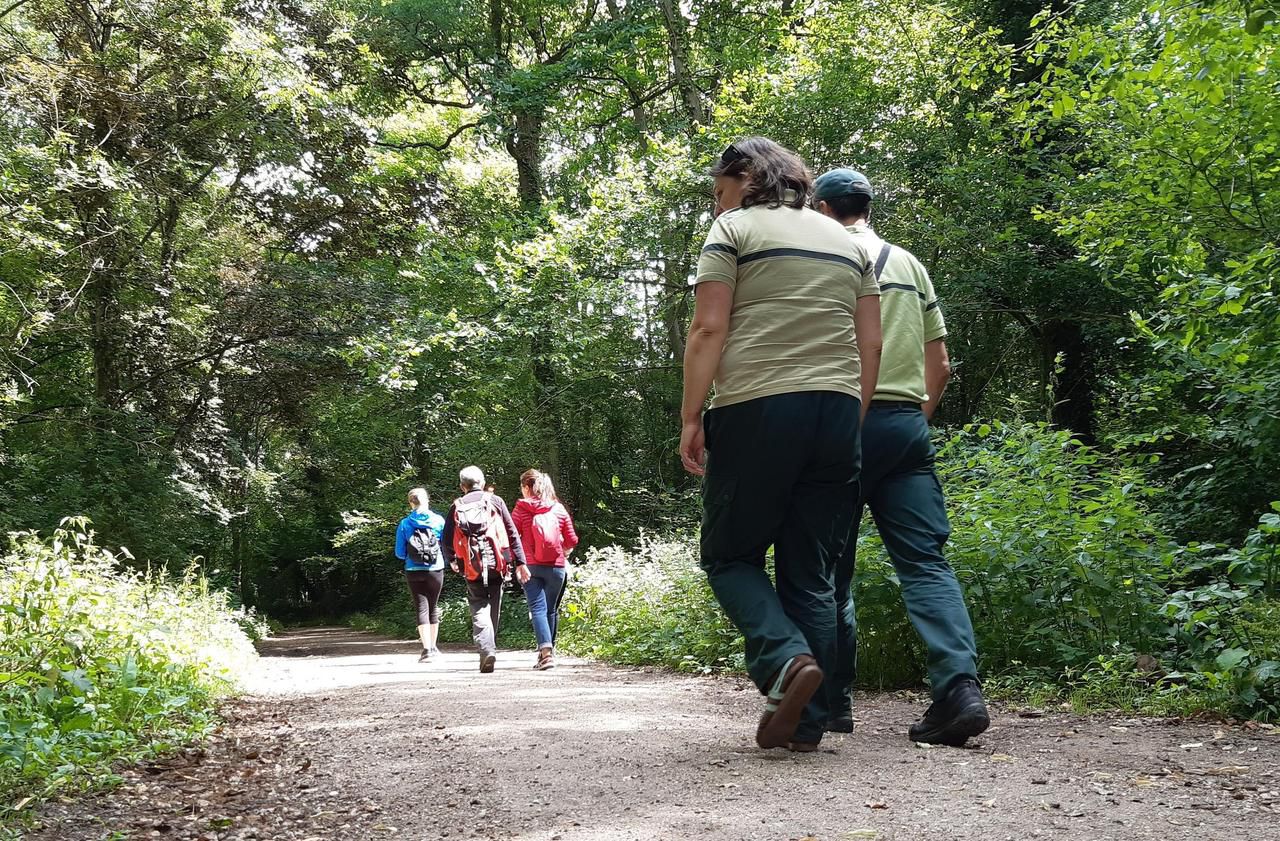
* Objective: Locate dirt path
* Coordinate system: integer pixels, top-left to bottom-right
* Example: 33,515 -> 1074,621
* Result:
26,628 -> 1280,841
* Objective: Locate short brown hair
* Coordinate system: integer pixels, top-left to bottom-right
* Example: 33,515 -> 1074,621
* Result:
709,137 -> 811,210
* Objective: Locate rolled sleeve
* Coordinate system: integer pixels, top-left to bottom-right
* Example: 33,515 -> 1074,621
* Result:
922,270 -> 947,341
694,216 -> 739,289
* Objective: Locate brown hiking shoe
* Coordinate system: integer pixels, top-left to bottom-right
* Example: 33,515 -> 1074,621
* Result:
536,647 -> 555,671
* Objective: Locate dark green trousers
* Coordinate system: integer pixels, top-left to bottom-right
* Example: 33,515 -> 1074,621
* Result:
831,402 -> 978,711
699,391 -> 861,744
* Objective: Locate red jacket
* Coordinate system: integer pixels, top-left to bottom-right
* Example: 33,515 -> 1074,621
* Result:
511,498 -> 579,567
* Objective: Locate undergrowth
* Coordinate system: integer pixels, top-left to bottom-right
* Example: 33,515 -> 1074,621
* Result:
0,519 -> 265,828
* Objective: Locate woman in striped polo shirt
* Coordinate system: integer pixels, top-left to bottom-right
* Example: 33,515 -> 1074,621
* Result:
680,136 -> 882,751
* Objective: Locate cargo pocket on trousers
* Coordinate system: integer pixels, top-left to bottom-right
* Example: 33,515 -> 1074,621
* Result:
699,472 -> 738,570
929,471 -> 953,544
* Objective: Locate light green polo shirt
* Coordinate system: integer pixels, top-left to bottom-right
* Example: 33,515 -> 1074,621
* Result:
695,205 -> 880,409
846,221 -> 947,404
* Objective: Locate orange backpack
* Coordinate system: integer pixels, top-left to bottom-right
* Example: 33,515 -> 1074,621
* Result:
451,493 -> 511,584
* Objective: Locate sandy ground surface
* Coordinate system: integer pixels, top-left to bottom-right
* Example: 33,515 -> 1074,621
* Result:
24,627 -> 1280,841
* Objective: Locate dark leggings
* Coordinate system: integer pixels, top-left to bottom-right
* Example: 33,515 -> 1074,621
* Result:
405,569 -> 444,625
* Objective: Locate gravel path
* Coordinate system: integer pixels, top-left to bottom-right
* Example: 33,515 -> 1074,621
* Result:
25,627 -> 1280,841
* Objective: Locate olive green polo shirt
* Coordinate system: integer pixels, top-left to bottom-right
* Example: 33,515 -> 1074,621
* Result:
845,221 -> 947,404
694,205 -> 880,409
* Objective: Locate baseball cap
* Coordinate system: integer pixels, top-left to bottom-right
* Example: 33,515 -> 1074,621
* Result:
812,168 -> 874,203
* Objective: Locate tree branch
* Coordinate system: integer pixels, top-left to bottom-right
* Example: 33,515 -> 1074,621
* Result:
0,0 -> 31,22
374,120 -> 481,152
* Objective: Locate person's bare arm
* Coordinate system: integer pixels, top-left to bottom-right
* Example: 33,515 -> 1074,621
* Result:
679,282 -> 733,476
923,338 -> 951,421
854,295 -> 883,418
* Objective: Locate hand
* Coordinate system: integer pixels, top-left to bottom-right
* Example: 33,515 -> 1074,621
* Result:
680,417 -> 706,476
516,564 -> 531,585
450,561 -> 460,574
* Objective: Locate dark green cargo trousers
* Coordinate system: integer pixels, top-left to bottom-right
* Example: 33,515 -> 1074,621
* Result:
699,391 -> 861,744
830,402 -> 978,712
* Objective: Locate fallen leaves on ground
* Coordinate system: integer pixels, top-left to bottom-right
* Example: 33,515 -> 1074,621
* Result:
21,702 -> 383,841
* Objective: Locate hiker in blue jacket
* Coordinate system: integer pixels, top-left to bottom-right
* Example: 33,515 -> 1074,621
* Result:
395,487 -> 447,663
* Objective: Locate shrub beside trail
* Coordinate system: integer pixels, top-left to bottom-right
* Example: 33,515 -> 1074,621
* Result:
0,519 -> 265,824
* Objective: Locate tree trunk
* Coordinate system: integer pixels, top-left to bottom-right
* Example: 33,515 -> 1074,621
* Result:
1044,320 -> 1096,444
531,334 -> 562,476
658,0 -> 706,127
411,428 -> 433,483
505,107 -> 546,212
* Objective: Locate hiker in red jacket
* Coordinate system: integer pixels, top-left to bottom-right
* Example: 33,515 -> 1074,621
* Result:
512,469 -> 579,670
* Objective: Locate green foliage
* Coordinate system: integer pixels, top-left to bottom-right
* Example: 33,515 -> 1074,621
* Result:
1020,0 -> 1280,537
0,520 -> 263,820
935,422 -> 1172,669
558,537 -> 744,674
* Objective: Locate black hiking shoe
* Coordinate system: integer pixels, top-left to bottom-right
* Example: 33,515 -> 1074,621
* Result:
908,678 -> 990,747
479,652 -> 497,673
825,711 -> 854,733
418,648 -> 431,663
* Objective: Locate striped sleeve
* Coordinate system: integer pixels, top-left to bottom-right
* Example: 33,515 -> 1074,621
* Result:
695,216 -> 738,289
921,267 -> 947,341
852,240 -> 880,299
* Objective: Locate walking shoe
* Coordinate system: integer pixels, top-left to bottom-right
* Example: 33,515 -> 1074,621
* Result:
429,646 -> 442,657
908,678 -> 990,746
825,710 -> 854,733
418,648 -> 431,663
479,652 -> 497,673
535,647 -> 555,671
756,654 -> 824,749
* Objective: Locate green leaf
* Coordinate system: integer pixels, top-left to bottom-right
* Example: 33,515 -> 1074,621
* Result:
1215,648 -> 1249,671
1245,9 -> 1274,36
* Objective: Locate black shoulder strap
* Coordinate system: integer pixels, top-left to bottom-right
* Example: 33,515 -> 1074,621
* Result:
873,242 -> 893,281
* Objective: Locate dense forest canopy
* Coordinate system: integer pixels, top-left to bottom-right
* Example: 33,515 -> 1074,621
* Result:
2,0 -> 1278,620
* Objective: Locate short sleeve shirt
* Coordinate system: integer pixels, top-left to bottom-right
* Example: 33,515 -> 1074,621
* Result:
694,205 -> 880,409
846,222 -> 947,403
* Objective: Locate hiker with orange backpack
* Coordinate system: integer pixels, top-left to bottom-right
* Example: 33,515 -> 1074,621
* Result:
512,469 -> 579,670
442,465 -> 529,673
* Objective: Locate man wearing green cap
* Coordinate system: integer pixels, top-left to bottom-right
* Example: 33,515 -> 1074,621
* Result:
812,168 -> 988,747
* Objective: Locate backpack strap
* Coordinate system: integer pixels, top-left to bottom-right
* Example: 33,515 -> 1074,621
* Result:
873,242 -> 893,281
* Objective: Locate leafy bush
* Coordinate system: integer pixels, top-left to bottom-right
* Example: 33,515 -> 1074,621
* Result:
558,536 -> 744,674
0,519 -> 264,817
933,422 -> 1173,670
865,423 -> 1279,717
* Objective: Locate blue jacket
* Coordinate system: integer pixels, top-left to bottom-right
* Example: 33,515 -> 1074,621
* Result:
395,510 -> 446,571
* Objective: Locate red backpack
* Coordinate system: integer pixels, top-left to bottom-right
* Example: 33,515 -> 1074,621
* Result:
530,506 -> 563,564
452,493 -> 511,584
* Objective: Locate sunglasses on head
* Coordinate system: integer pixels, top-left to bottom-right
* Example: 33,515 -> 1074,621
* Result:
720,143 -> 748,165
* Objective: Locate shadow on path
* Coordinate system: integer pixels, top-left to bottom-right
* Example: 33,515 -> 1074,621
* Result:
255,626 -> 420,658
